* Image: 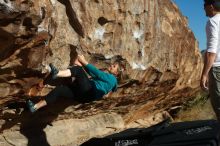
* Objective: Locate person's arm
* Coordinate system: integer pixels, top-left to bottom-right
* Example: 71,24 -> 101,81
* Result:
201,52 -> 216,90
77,55 -> 106,79
77,55 -> 89,66
200,19 -> 218,90
85,64 -> 107,79
83,65 -> 96,78
77,55 -> 94,77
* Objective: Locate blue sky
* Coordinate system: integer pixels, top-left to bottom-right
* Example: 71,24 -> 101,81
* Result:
172,0 -> 208,50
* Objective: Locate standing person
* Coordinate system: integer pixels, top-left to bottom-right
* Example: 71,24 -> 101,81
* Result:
201,0 -> 220,121
27,55 -> 121,113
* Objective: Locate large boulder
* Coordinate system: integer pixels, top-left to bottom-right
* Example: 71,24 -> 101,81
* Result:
0,0 -> 203,145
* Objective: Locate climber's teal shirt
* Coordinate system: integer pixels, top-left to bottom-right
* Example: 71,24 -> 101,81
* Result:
84,64 -> 117,99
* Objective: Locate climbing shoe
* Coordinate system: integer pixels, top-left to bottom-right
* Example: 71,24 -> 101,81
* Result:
27,100 -> 36,113
49,63 -> 59,79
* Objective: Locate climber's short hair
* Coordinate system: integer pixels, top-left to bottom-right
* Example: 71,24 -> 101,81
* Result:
204,0 -> 220,11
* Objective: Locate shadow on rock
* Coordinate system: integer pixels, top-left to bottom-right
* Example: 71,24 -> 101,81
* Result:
57,0 -> 84,37
0,97 -> 77,146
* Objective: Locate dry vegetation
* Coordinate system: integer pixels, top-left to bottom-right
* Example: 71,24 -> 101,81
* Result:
174,93 -> 216,122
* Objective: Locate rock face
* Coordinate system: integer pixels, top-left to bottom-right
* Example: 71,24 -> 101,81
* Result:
0,0 -> 203,145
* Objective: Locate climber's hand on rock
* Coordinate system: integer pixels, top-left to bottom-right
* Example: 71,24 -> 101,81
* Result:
78,55 -> 88,65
